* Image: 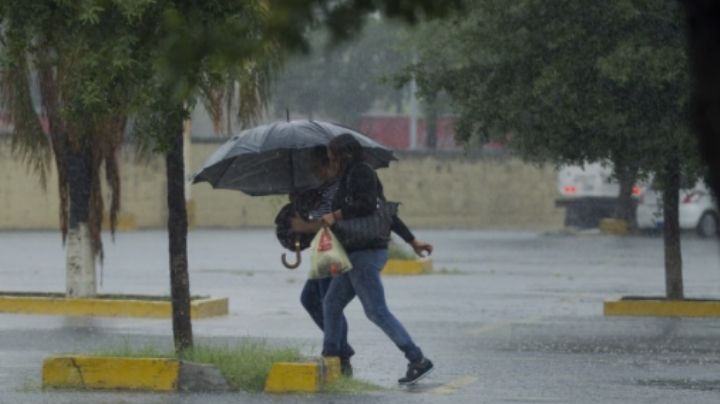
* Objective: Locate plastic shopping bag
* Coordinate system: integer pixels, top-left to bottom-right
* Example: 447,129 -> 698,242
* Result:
309,227 -> 352,279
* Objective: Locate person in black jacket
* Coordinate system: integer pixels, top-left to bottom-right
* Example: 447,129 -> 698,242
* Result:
290,143 -> 432,378
292,134 -> 434,385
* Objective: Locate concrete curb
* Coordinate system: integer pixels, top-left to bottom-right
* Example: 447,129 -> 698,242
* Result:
382,257 -> 433,276
264,357 -> 341,393
604,298 -> 720,317
42,356 -> 230,392
0,295 -> 228,318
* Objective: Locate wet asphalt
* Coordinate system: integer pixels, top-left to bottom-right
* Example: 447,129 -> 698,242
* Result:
1,228 -> 720,403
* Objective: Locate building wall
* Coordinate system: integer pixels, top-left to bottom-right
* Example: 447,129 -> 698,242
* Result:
0,139 -> 564,230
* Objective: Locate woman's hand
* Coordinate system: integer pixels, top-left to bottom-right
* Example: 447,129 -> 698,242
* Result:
321,213 -> 335,226
410,239 -> 433,257
321,210 -> 341,226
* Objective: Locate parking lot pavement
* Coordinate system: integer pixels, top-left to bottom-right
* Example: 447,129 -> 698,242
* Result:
1,229 -> 720,403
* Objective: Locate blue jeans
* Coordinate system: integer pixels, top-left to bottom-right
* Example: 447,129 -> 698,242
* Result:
322,249 -> 423,363
300,278 -> 355,359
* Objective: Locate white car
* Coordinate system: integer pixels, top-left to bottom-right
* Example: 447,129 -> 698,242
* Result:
636,181 -> 719,237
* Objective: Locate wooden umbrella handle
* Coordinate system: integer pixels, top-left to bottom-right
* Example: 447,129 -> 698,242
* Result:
281,239 -> 302,269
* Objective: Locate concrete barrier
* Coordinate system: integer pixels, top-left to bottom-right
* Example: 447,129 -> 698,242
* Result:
599,219 -> 628,235
0,139 -> 565,231
42,356 -> 230,392
0,294 -> 228,318
265,357 -> 341,393
604,298 -> 720,317
383,257 -> 433,275
43,356 -> 180,391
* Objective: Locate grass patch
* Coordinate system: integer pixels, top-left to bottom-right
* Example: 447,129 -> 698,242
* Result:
91,341 -> 301,392
180,343 -> 301,392
323,376 -> 383,393
387,240 -> 417,261
92,342 -> 174,358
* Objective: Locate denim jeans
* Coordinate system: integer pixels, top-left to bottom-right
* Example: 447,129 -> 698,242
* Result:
300,278 -> 355,359
322,249 -> 423,363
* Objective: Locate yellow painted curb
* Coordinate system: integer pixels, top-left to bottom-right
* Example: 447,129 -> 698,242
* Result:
321,356 -> 341,383
264,357 -> 341,393
190,297 -> 229,318
0,295 -> 228,319
43,356 -> 179,391
604,299 -> 720,317
383,257 -> 433,276
599,218 -> 627,235
265,362 -> 320,393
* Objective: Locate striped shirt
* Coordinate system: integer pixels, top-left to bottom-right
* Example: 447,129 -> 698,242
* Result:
307,181 -> 340,221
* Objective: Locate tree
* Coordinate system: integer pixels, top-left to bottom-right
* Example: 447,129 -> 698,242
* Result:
129,1 -> 276,353
0,0 -> 144,297
407,0 -> 698,298
2,0 -> 461,354
271,19 -> 409,126
132,0 -> 462,353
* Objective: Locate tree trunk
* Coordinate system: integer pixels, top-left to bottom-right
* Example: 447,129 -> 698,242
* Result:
166,107 -> 193,353
65,142 -> 96,297
614,164 -> 638,230
662,157 -> 684,299
682,1 -> 720,224
424,92 -> 439,149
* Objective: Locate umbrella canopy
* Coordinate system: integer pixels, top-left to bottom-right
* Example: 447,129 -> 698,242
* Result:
192,120 -> 396,196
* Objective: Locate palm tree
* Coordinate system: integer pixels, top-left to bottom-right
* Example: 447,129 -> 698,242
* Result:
1,1 -> 133,297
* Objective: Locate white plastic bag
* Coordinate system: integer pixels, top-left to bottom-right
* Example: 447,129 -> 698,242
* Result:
309,227 -> 352,279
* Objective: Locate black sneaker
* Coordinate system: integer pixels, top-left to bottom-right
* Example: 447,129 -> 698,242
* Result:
340,358 -> 353,377
398,358 -> 434,385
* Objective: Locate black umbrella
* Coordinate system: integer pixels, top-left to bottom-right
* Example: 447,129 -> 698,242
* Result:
192,119 -> 396,196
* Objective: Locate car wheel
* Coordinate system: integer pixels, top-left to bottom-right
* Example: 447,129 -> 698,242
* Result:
697,212 -> 719,238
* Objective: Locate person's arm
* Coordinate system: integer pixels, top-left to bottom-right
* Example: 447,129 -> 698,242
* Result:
391,214 -> 415,243
392,215 -> 433,257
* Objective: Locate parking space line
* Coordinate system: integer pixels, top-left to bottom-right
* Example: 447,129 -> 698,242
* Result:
560,293 -> 583,304
429,375 -> 478,395
466,315 -> 545,336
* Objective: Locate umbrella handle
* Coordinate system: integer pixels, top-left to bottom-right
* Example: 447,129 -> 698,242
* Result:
281,240 -> 302,269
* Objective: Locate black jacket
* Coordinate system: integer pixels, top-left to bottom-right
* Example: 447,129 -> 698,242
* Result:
331,162 -> 414,251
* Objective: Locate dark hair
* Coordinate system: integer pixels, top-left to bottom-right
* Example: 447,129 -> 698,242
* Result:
328,133 -> 363,171
311,145 -> 329,166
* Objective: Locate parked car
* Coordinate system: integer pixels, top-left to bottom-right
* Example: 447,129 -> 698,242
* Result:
636,181 -> 719,237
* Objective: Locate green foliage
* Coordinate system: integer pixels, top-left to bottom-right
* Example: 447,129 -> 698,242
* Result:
0,0 -> 158,257
406,0 -> 701,183
180,342 -> 301,392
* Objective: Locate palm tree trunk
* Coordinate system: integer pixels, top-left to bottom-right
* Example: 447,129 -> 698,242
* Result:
165,106 -> 193,353
662,156 -> 683,299
65,140 -> 96,297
